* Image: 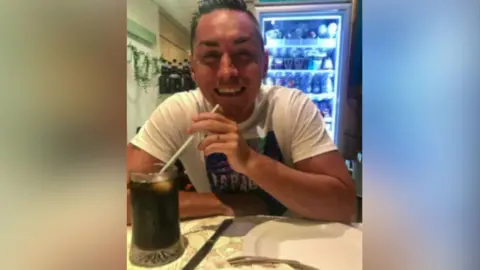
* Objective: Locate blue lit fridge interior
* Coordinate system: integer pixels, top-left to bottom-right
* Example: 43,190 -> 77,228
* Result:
259,9 -> 345,142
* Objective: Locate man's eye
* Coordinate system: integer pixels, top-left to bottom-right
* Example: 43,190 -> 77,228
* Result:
203,53 -> 221,60
234,51 -> 254,60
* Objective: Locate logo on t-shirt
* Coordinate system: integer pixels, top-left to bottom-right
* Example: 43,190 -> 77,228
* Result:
205,131 -> 283,193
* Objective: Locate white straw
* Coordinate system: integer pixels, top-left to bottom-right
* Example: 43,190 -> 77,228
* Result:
159,104 -> 221,174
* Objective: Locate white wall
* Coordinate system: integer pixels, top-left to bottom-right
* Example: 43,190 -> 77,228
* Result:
127,0 -> 160,48
127,0 -> 160,142
158,13 -> 189,61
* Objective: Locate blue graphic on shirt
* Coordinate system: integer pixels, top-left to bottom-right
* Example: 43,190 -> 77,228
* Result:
205,131 -> 283,193
205,131 -> 287,215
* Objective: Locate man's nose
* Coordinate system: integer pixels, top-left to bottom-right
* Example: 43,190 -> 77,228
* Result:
217,54 -> 238,81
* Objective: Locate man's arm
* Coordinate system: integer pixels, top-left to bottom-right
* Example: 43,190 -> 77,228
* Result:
126,143 -> 267,225
179,191 -> 267,220
244,149 -> 356,223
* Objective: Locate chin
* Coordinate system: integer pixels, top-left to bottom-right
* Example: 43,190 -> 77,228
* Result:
219,101 -> 255,122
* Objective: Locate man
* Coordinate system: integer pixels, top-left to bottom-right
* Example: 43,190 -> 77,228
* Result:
127,0 -> 355,223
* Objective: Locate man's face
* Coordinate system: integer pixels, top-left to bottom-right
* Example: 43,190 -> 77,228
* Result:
191,9 -> 268,122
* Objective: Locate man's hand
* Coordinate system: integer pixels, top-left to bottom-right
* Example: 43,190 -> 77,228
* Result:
187,112 -> 256,175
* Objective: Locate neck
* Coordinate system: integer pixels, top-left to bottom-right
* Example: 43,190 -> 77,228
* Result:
224,104 -> 254,123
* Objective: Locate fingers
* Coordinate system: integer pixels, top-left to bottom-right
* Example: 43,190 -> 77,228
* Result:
187,112 -> 238,134
192,112 -> 235,124
198,133 -> 239,151
187,119 -> 237,134
203,141 -> 238,156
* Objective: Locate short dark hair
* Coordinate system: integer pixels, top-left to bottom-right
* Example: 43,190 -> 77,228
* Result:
190,0 -> 264,53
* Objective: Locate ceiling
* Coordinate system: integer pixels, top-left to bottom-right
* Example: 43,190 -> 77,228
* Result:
153,0 -> 199,32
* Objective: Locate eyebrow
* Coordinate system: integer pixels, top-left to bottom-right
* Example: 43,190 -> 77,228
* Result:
233,36 -> 251,45
197,36 -> 252,48
198,40 -> 219,47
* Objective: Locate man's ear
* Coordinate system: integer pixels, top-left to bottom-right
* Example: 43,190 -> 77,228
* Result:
262,49 -> 269,79
189,52 -> 196,81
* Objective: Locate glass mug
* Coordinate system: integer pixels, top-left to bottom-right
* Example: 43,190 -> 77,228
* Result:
128,165 -> 185,268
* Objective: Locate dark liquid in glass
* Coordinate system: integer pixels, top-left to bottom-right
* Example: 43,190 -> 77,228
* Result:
129,179 -> 180,250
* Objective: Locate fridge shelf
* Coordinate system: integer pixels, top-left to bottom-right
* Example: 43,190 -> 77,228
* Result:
265,38 -> 337,49
269,69 -> 334,74
307,93 -> 335,101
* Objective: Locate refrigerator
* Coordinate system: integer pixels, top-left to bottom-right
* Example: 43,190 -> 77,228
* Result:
253,0 -> 354,154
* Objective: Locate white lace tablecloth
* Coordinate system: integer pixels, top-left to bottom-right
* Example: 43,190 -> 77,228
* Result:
127,215 -> 362,270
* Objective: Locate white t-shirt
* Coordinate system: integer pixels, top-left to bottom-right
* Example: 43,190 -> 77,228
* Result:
131,85 -> 336,197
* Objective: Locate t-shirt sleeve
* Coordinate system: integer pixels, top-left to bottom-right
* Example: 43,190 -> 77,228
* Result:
130,94 -> 187,163
289,91 -> 337,163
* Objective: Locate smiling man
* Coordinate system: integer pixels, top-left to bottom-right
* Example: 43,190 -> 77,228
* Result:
127,0 -> 356,223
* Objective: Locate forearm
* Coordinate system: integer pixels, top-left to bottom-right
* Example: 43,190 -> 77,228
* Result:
245,152 -> 355,222
127,190 -> 268,224
178,191 -> 228,220
179,191 -> 268,220
127,190 -> 229,224
127,190 -> 131,225
127,192 -> 221,225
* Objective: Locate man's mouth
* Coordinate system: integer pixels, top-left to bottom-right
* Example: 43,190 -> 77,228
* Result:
214,87 -> 246,97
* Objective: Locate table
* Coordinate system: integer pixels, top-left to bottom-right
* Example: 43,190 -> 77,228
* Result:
127,215 -> 362,270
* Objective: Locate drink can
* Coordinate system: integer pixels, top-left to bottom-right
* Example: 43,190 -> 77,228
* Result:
328,22 -> 338,38
303,73 -> 313,93
265,72 -> 274,85
294,72 -> 302,88
274,72 -> 284,86
318,24 -> 328,38
311,74 -> 322,93
323,57 -> 334,69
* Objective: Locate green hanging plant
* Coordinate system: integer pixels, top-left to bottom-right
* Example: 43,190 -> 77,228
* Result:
127,43 -> 164,90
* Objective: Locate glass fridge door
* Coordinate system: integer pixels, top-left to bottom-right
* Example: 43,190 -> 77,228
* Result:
259,10 -> 344,142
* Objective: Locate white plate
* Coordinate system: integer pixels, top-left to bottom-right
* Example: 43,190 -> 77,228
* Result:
242,219 -> 362,270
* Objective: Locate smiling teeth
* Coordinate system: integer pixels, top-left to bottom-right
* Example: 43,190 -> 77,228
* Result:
217,88 -> 241,93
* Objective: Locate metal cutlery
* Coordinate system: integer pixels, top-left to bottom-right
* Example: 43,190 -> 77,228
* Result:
227,255 -> 320,270
182,218 -> 234,270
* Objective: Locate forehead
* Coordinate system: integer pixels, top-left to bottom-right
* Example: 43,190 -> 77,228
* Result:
195,9 -> 258,46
